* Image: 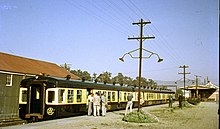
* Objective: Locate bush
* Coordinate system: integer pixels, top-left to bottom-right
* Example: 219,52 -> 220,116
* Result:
122,110 -> 158,123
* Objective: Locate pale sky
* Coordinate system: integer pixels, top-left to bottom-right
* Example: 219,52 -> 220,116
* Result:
0,0 -> 219,85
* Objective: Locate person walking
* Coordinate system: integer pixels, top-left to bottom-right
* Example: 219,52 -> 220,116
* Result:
125,93 -> 133,115
93,92 -> 101,116
101,93 -> 107,116
86,93 -> 94,116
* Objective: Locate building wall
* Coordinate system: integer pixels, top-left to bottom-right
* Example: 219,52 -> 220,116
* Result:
0,73 -> 24,119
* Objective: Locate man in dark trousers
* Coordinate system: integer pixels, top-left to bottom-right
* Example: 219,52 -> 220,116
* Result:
168,95 -> 173,108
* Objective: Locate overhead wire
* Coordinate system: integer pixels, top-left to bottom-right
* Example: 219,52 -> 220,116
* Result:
105,0 -> 134,22
64,0 -> 129,36
64,0 -> 185,79
101,0 -> 183,74
118,0 -> 180,67
85,0 -> 130,34
127,0 -> 185,65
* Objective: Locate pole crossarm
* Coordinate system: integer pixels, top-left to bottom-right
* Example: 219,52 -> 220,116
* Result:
128,36 -> 155,41
132,20 -> 151,25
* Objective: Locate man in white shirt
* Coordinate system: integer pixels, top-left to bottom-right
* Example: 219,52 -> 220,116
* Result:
86,93 -> 94,116
93,92 -> 101,116
101,93 -> 107,116
125,93 -> 133,115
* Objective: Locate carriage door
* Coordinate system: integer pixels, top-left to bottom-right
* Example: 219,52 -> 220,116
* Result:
30,84 -> 43,114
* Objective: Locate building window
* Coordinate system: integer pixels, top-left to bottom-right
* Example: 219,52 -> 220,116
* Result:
6,74 -> 13,86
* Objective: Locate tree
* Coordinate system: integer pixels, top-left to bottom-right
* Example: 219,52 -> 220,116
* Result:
92,73 -> 97,82
70,69 -> 91,81
97,71 -> 112,84
124,76 -> 133,86
132,77 -> 149,87
176,88 -> 183,95
112,73 -> 124,86
60,63 -> 71,71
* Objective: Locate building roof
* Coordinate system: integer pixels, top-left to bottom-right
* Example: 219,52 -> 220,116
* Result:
0,52 -> 80,80
180,81 -> 219,90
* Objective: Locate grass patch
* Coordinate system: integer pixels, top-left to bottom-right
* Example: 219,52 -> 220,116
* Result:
122,110 -> 158,123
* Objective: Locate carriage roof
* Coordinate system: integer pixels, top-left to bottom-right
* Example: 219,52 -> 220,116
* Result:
20,76 -> 174,93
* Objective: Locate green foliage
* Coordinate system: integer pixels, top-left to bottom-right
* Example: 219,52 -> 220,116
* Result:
69,67 -> 159,87
97,71 -> 112,83
70,69 -> 91,81
122,110 -> 158,123
176,88 -> 183,95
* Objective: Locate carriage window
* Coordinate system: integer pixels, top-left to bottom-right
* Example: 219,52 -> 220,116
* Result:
68,90 -> 74,103
124,93 -> 127,101
77,90 -> 82,102
108,92 -> 111,101
21,90 -> 27,102
36,87 -> 40,99
119,92 -> 122,101
58,89 -> 65,103
150,93 -> 153,99
147,93 -> 149,100
48,91 -> 55,103
102,91 -> 106,96
112,92 -> 115,101
6,74 -> 13,86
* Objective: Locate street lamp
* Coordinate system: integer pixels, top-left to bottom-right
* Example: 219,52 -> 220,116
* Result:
119,48 -> 163,112
119,48 -> 163,62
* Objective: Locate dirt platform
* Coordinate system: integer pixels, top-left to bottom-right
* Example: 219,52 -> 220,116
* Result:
2,102 -> 219,129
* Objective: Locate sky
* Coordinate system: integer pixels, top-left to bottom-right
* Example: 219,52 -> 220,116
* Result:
0,0 -> 219,85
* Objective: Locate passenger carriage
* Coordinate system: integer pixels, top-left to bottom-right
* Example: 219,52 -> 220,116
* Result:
19,75 -> 174,121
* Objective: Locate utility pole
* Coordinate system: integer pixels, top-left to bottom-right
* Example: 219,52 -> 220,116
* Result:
195,75 -> 201,98
128,19 -> 155,112
178,65 -> 190,101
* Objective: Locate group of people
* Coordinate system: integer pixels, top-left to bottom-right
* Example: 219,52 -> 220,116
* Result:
87,92 -> 145,116
87,92 -> 107,117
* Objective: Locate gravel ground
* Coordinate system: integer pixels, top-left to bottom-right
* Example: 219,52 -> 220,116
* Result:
2,102 -> 219,129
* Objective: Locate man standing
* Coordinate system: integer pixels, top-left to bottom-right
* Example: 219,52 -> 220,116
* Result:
179,94 -> 183,109
101,93 -> 107,116
86,93 -> 94,116
125,93 -> 133,115
168,95 -> 173,108
93,92 -> 101,116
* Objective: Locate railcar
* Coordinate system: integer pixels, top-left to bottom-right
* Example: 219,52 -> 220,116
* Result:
19,75 -> 175,121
